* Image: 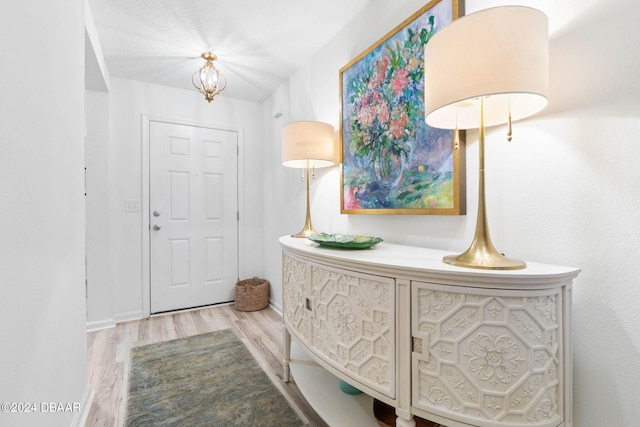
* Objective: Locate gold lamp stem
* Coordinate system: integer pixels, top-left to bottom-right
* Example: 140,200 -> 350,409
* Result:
291,160 -> 316,238
443,98 -> 526,269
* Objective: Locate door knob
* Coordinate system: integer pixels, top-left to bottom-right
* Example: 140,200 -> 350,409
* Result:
152,224 -> 161,231
153,210 -> 161,217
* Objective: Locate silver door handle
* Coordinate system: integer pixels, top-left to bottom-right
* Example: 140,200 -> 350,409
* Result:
152,224 -> 161,231
153,210 -> 161,217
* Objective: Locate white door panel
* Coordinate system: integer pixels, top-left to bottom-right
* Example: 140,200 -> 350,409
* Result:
149,121 -> 238,313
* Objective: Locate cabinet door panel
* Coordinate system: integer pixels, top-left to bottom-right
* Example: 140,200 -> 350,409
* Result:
283,254 -> 310,341
309,262 -> 396,398
412,282 -> 563,427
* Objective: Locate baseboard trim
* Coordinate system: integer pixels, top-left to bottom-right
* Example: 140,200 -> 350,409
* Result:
86,318 -> 116,332
113,310 -> 144,324
269,301 -> 282,316
71,384 -> 95,427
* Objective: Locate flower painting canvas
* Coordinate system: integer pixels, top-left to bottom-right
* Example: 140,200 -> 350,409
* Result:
340,0 -> 465,215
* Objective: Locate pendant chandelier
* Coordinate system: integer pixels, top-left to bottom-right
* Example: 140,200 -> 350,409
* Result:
192,52 -> 227,103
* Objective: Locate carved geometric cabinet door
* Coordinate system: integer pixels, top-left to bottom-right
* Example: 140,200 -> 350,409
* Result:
308,262 -> 396,398
282,254 -> 310,341
412,282 -> 564,427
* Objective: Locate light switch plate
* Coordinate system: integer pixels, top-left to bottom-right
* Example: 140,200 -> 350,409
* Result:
124,200 -> 140,213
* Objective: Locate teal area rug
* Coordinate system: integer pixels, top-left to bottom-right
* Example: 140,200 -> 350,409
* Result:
125,329 -> 304,426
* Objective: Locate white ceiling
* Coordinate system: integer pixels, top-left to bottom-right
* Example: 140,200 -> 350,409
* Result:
88,0 -> 373,102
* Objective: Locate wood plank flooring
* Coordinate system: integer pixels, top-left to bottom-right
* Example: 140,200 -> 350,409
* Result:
85,305 -> 328,427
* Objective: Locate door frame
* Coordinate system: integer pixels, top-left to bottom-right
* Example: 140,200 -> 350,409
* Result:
141,115 -> 244,318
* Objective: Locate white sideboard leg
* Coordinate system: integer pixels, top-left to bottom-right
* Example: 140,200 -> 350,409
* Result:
396,415 -> 416,427
283,324 -> 291,383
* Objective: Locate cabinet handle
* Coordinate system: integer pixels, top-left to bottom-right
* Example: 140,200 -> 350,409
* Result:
412,337 -> 423,353
412,333 -> 430,362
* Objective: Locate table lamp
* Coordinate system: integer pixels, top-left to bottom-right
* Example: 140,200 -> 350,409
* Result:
282,121 -> 336,238
424,6 -> 549,269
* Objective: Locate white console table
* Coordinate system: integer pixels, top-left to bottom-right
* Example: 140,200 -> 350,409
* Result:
280,236 -> 580,427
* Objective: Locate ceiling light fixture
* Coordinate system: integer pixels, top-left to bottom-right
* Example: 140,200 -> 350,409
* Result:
192,52 -> 227,103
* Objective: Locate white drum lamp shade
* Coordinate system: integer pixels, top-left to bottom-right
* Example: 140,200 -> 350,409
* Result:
425,6 -> 549,130
282,121 -> 336,169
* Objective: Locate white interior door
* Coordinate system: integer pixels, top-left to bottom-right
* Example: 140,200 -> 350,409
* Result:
149,121 -> 238,314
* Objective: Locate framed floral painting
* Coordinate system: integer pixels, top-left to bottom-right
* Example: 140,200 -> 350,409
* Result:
340,0 -> 465,215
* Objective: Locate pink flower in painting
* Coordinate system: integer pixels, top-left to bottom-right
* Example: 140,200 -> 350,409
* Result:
377,102 -> 390,123
391,69 -> 409,96
389,112 -> 408,139
371,55 -> 390,87
343,187 -> 361,209
357,105 -> 375,127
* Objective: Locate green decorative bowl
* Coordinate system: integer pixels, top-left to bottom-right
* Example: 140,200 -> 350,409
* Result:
307,233 -> 383,249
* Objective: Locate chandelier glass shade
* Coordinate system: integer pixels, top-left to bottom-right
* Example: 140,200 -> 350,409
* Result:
192,52 -> 227,103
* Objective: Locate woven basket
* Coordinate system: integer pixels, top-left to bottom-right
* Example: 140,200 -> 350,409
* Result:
234,277 -> 269,312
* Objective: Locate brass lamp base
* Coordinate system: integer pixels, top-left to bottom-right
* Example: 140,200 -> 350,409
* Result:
291,164 -> 316,238
291,222 -> 315,238
442,97 -> 526,271
443,215 -> 526,270
291,231 -> 315,238
443,246 -> 526,270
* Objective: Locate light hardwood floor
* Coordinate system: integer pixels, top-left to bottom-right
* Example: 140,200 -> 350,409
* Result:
85,304 -> 328,427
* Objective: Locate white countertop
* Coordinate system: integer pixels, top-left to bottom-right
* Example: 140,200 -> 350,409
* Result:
279,235 -> 580,289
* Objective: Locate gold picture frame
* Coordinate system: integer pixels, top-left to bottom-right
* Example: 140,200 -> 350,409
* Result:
340,0 -> 465,215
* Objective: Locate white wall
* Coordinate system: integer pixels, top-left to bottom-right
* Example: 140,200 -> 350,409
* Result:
86,90 -> 113,330
262,0 -> 640,425
106,78 -> 264,322
0,0 -> 91,425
